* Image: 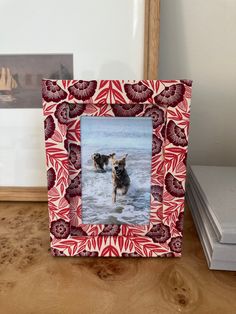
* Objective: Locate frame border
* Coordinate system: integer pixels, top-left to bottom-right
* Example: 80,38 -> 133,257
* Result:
144,0 -> 160,79
43,79 -> 192,257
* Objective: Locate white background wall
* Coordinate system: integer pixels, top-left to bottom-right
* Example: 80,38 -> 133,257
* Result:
159,0 -> 236,166
0,0 -> 145,186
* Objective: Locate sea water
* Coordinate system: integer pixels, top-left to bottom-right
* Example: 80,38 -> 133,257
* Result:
80,117 -> 152,225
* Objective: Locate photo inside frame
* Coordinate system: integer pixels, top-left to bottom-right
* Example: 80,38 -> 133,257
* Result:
80,116 -> 153,225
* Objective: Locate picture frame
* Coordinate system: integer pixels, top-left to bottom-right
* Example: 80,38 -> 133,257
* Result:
0,0 -> 160,198
43,79 -> 192,257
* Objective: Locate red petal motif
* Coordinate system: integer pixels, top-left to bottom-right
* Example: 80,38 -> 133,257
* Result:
165,173 -> 185,197
68,80 -> 97,101
154,83 -> 185,107
166,120 -> 188,147
124,81 -> 153,103
42,80 -> 67,102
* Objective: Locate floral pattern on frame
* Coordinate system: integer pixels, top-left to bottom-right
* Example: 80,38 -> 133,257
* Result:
43,80 -> 192,257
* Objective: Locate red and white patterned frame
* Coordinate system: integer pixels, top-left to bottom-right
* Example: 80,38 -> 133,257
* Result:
42,79 -> 192,257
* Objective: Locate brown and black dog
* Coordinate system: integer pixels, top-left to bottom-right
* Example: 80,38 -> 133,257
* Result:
92,153 -> 115,172
111,154 -> 130,203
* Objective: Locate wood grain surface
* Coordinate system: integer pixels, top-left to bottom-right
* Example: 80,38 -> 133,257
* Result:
0,187 -> 47,202
0,202 -> 235,314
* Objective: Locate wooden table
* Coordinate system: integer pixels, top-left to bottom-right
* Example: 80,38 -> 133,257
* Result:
0,202 -> 236,314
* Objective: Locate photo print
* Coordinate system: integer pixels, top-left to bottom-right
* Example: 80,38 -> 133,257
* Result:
80,116 -> 153,225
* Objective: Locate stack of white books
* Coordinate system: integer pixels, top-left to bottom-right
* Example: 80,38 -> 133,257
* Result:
186,165 -> 236,271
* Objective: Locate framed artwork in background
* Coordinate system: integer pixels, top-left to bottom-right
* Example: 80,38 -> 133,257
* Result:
42,79 -> 192,257
0,54 -> 73,108
0,0 -> 160,200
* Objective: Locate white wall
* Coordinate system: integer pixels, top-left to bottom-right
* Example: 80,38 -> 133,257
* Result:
159,0 -> 236,166
0,0 -> 145,186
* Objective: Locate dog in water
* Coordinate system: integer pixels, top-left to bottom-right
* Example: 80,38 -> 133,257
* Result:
92,153 -> 115,172
111,154 -> 130,203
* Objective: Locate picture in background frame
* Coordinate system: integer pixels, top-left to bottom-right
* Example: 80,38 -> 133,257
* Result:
0,54 -> 73,108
